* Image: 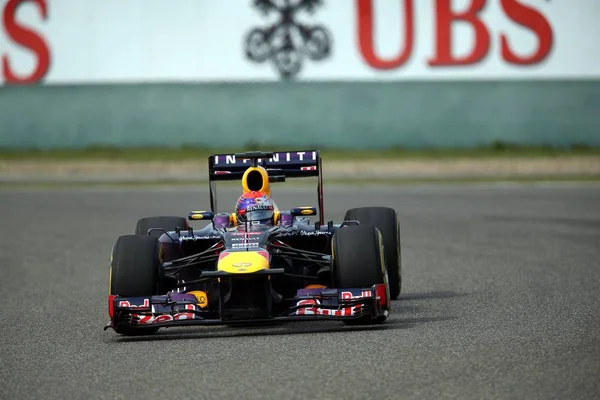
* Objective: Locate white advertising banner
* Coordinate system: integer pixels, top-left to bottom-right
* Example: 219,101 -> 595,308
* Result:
0,0 -> 599,84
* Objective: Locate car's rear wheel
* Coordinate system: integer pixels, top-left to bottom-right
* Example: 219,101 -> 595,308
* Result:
135,216 -> 188,239
332,224 -> 389,325
344,207 -> 402,300
110,234 -> 162,335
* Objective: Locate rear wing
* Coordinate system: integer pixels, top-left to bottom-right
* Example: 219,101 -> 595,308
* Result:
207,150 -> 324,225
208,150 -> 320,180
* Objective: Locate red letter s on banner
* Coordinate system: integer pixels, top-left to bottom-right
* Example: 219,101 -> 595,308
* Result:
2,0 -> 51,84
500,0 -> 554,65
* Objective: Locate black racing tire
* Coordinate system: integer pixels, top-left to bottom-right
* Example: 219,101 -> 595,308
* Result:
135,216 -> 188,239
344,207 -> 402,300
110,234 -> 162,335
332,224 -> 388,325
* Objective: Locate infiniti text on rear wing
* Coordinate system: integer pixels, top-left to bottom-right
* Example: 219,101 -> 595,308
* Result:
208,150 -> 321,181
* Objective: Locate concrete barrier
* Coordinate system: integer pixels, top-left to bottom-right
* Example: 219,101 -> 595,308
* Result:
1,81 -> 598,149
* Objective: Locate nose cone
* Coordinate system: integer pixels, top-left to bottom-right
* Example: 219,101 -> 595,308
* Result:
218,250 -> 270,273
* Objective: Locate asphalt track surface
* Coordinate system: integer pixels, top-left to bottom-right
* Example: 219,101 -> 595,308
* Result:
1,184 -> 599,400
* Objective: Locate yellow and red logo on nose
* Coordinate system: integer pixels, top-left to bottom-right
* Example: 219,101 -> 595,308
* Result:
188,291 -> 209,308
218,250 -> 270,273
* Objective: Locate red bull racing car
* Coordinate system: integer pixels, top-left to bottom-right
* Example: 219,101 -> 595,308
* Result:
105,150 -> 402,335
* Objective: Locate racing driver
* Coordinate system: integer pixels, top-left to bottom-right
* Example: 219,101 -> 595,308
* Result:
234,191 -> 277,227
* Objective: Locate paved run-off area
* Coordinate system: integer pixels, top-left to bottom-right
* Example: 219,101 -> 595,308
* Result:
1,155 -> 600,183
0,184 -> 599,399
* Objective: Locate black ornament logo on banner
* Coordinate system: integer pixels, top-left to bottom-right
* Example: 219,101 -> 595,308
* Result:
244,0 -> 332,79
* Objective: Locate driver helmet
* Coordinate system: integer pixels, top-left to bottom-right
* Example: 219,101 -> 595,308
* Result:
235,191 -> 275,226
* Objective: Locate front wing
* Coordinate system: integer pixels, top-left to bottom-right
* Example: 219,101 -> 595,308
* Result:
105,284 -> 389,332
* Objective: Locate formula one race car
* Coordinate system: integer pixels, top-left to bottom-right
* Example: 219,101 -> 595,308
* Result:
105,150 -> 402,335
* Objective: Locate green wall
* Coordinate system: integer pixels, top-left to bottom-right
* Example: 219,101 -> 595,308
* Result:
0,81 -> 598,149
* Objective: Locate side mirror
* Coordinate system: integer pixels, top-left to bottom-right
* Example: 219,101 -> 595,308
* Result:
290,207 -> 317,217
188,211 -> 214,221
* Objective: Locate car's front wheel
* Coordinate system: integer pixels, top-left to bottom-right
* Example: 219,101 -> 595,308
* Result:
344,207 -> 402,300
332,224 -> 390,325
110,234 -> 162,335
